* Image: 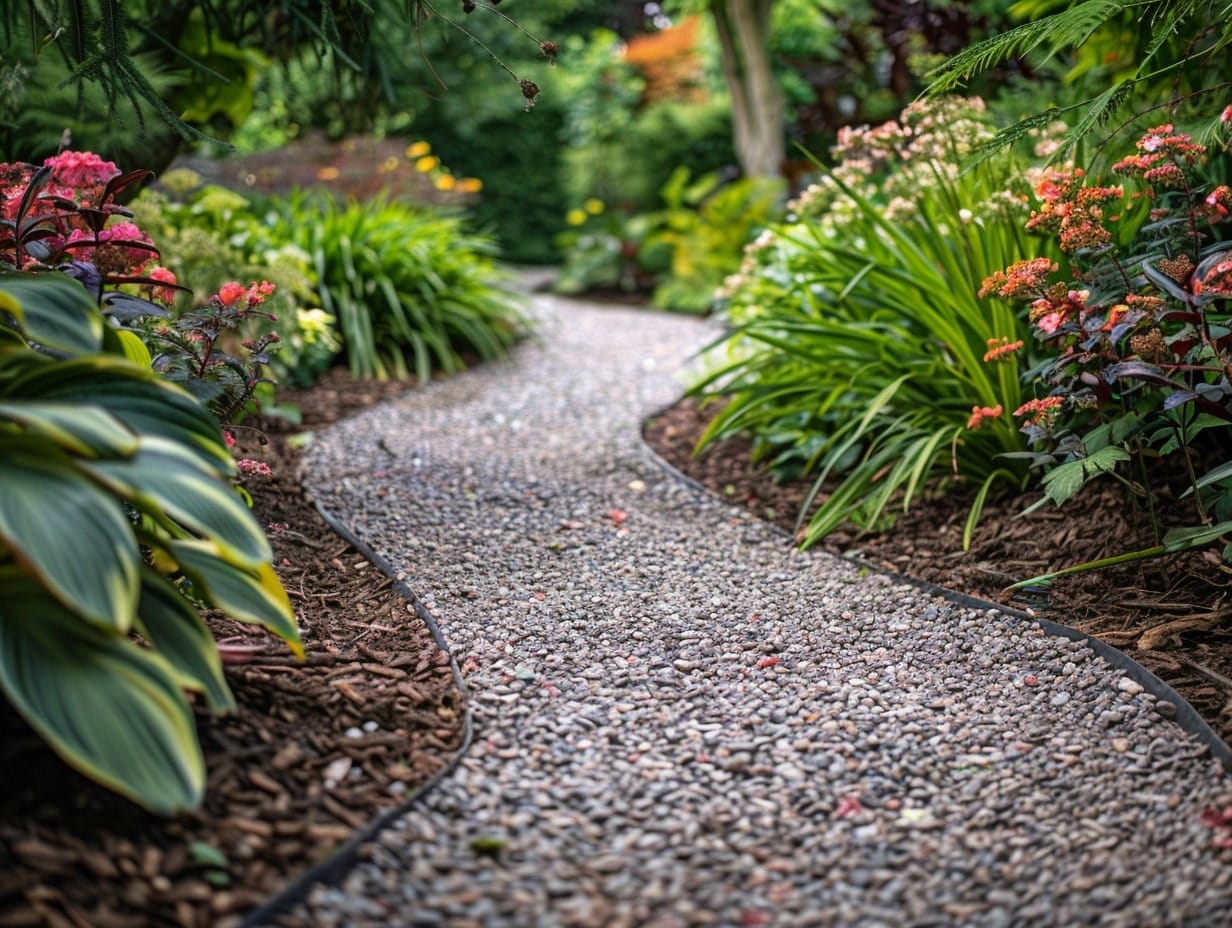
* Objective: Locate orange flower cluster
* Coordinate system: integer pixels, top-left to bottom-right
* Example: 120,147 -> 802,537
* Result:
1013,396 -> 1064,425
623,17 -> 705,104
982,336 -> 1024,363
1025,167 -> 1122,253
978,257 -> 1057,299
966,404 -> 1003,430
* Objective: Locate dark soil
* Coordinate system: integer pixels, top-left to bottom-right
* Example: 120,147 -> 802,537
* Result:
0,368 -> 462,928
644,397 -> 1232,745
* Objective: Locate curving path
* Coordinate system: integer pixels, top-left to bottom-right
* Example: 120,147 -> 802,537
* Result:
285,292 -> 1232,927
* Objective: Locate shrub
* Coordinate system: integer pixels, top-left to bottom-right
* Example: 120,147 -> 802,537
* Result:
692,98 -> 1055,546
979,122 -> 1232,580
130,170 -> 341,388
261,191 -> 526,381
0,153 -> 300,813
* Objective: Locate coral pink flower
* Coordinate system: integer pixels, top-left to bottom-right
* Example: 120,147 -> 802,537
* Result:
966,404 -> 1003,430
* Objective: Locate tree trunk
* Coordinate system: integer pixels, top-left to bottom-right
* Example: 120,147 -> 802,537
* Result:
709,0 -> 784,179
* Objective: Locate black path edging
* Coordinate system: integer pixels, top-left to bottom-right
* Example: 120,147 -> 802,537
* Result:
244,386 -> 1232,924
637,402 -> 1232,774
241,498 -> 476,928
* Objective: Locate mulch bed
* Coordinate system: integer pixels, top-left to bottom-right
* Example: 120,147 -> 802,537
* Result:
644,396 -> 1232,747
0,369 -> 463,928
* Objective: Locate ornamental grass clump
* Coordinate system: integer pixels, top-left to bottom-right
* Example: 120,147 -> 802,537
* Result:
262,192 -> 525,381
976,122 -> 1232,580
693,98 -> 1056,548
0,152 -> 300,813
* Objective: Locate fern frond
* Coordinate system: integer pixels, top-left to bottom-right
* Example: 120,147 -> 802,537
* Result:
928,0 -> 1153,92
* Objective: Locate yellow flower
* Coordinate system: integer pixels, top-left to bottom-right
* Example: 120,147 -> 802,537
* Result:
415,155 -> 440,173
584,198 -> 605,215
406,141 -> 431,158
457,177 -> 483,194
316,166 -> 340,181
434,174 -> 457,191
380,156 -> 400,174
566,208 -> 588,226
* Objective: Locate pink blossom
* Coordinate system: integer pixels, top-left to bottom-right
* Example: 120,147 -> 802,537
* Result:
1036,312 -> 1066,335
42,150 -> 120,188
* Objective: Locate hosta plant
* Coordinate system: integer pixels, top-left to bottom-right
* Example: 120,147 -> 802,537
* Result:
1,152 -> 300,813
977,122 -> 1232,581
0,271 -> 301,814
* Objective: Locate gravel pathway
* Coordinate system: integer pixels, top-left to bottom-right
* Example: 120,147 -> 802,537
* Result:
287,293 -> 1232,927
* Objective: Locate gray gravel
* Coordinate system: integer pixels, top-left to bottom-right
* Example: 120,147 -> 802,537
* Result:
286,292 -> 1232,927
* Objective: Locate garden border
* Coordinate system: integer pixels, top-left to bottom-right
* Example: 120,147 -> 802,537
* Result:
239,498 -> 475,928
636,400 -> 1232,774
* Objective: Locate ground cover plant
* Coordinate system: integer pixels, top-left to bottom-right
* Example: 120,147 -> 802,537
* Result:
0,152 -> 300,813
690,97 -> 1057,547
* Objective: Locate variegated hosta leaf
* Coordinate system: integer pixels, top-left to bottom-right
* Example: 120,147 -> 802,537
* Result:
166,539 -> 303,659
5,354 -> 233,472
0,273 -> 104,357
0,400 -> 139,459
0,444 -> 140,631
78,435 -> 272,565
0,569 -> 204,814
135,567 -> 235,713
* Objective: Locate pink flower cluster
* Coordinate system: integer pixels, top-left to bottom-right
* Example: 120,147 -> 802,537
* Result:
1025,167 -> 1122,253
43,150 -> 120,188
1112,124 -> 1206,189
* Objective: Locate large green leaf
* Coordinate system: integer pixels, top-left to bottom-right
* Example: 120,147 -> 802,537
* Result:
0,570 -> 204,813
79,436 -> 271,565
136,568 -> 235,713
0,273 -> 103,356
0,445 -> 140,630
0,401 -> 138,458
167,539 -> 302,658
5,355 -> 232,471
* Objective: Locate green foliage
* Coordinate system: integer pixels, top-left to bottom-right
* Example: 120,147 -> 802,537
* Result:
692,100 -> 1053,546
129,171 -> 340,388
642,168 -> 784,313
260,192 -> 525,380
981,123 -> 1232,572
926,0 -> 1232,158
0,272 -> 301,813
420,104 -> 572,265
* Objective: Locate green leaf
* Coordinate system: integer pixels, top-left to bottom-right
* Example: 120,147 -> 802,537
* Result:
0,570 -> 204,813
0,446 -> 140,630
0,273 -> 104,356
135,568 -> 235,713
79,436 -> 271,565
167,539 -> 302,658
1162,521 -> 1232,551
1040,445 -> 1131,506
0,401 -> 138,458
5,355 -> 232,472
